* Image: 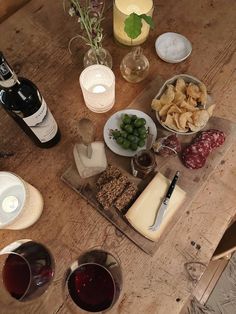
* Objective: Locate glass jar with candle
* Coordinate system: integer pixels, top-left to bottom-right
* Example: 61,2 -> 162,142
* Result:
113,0 -> 154,46
0,172 -> 43,230
79,65 -> 115,113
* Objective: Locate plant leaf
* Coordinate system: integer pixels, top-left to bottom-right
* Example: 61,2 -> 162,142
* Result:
124,13 -> 142,39
139,14 -> 155,29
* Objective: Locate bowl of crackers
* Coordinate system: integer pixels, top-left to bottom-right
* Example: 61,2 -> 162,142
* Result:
151,74 -> 215,134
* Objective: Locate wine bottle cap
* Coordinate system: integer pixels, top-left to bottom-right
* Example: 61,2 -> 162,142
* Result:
0,52 -> 14,81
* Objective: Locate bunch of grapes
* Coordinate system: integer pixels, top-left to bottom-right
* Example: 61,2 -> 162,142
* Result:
111,114 -> 148,151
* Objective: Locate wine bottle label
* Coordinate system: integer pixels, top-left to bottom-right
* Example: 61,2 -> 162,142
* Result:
23,98 -> 58,143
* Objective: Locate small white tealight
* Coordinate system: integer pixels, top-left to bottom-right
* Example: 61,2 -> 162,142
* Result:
91,84 -> 106,93
2,195 -> 19,213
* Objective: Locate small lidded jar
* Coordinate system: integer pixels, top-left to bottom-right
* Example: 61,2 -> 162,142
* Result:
131,149 -> 156,179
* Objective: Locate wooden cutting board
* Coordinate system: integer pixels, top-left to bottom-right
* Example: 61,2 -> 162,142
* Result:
61,77 -> 236,256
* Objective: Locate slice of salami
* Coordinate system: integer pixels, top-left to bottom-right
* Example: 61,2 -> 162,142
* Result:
196,130 -> 225,149
181,129 -> 226,170
182,152 -> 206,169
182,140 -> 211,158
191,140 -> 212,157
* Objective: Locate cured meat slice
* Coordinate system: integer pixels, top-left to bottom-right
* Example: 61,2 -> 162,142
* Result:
181,129 -> 226,169
182,152 -> 206,169
195,129 -> 225,149
189,140 -> 212,157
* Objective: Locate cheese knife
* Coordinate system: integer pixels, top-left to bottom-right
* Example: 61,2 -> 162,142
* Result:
149,171 -> 180,232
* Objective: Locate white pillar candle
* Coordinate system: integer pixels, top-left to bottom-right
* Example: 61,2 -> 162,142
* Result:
113,0 -> 154,46
79,65 -> 115,113
0,172 -> 43,230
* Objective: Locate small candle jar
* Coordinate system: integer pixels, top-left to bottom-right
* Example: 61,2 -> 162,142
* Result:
131,149 -> 156,179
79,65 -> 115,113
113,0 -> 154,46
0,172 -> 43,230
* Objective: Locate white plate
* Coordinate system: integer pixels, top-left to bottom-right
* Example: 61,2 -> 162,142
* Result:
154,74 -> 211,135
155,32 -> 192,63
103,109 -> 157,157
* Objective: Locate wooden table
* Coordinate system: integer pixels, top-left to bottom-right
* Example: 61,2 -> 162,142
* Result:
0,1 -> 236,313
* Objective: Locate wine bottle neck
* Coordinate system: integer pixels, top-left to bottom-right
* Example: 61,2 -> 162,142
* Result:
0,52 -> 19,88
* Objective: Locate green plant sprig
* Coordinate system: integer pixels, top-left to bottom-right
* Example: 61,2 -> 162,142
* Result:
124,13 -> 154,40
68,0 -> 105,51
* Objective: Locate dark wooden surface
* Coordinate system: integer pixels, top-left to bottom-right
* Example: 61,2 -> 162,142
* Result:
0,1 -> 236,313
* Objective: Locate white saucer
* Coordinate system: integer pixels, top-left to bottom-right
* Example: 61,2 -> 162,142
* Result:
155,32 -> 192,63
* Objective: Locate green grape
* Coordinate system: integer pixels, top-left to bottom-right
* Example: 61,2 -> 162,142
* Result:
138,139 -> 145,147
132,136 -> 139,144
127,134 -> 136,142
134,118 -> 146,128
112,130 -> 121,139
120,130 -> 128,138
122,115 -> 131,125
122,139 -> 131,149
139,133 -> 147,139
116,137 -> 124,145
130,142 -> 138,151
124,124 -> 133,134
138,126 -> 147,135
139,118 -> 146,126
120,123 -> 126,130
130,114 -> 137,121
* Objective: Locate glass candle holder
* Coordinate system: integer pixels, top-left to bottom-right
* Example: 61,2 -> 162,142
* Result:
113,0 -> 154,46
79,65 -> 115,113
0,172 -> 43,230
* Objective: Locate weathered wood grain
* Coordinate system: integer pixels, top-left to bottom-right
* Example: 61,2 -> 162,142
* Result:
0,1 -> 236,313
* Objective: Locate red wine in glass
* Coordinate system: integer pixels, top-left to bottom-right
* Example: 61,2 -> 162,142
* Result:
0,240 -> 54,304
2,254 -> 31,300
66,249 -> 122,313
68,263 -> 115,312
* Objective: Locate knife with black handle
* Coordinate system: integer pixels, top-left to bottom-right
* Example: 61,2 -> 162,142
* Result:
149,171 -> 180,231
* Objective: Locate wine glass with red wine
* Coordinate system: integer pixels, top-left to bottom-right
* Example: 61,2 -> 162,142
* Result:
0,239 -> 54,307
64,248 -> 122,313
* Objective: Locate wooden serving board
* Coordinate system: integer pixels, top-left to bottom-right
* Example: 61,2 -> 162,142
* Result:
61,77 -> 236,256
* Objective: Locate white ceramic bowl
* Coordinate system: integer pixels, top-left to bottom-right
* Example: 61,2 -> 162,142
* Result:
154,74 -> 211,135
155,32 -> 192,63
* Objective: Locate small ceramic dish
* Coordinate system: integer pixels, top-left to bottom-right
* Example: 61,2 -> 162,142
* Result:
155,32 -> 192,63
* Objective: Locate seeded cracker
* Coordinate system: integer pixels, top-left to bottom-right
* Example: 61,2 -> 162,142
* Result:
114,183 -> 138,213
96,165 -> 121,189
96,175 -> 128,210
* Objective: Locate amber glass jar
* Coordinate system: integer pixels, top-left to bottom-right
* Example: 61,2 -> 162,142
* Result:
131,149 -> 156,179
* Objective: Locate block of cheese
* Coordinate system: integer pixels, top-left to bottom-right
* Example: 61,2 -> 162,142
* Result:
125,172 -> 186,242
73,141 -> 107,178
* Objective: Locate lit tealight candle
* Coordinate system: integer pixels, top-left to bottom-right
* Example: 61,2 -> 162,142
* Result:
91,84 -> 106,93
2,195 -> 19,213
113,0 -> 154,46
79,65 -> 115,113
